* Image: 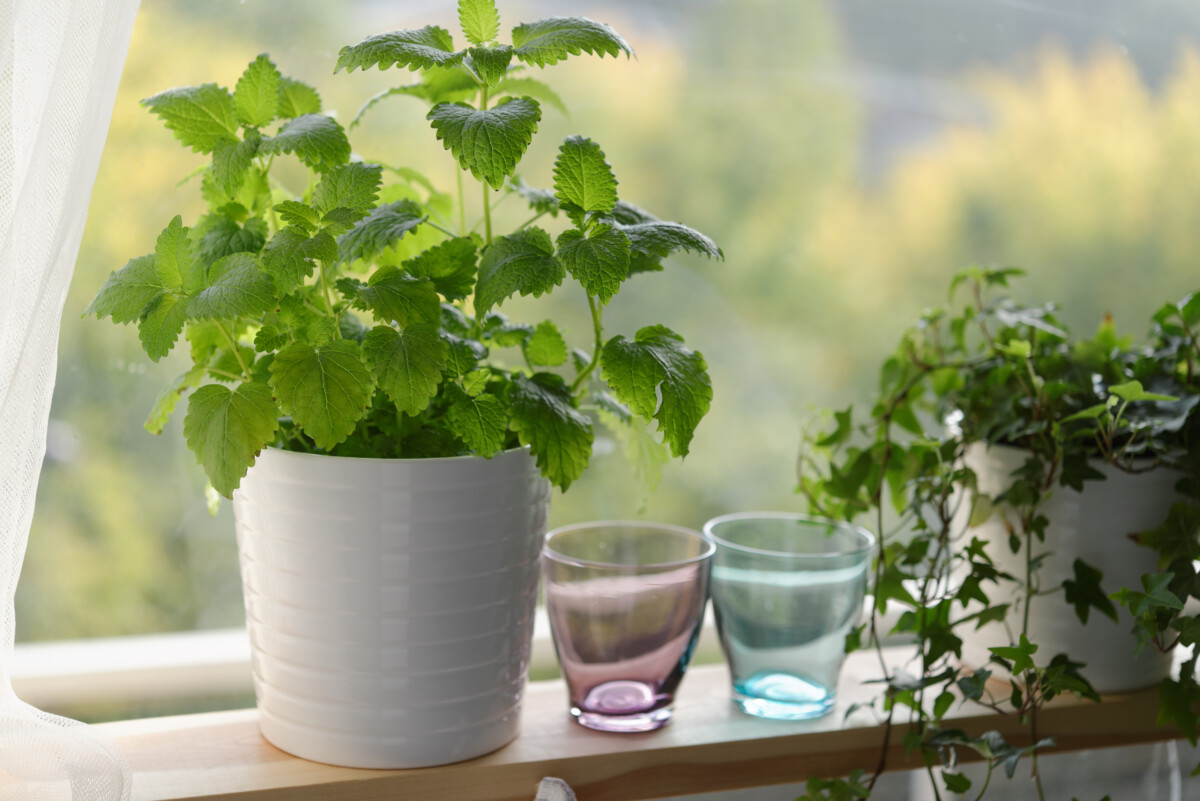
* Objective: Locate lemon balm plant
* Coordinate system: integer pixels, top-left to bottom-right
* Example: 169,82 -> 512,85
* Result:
85,0 -> 721,498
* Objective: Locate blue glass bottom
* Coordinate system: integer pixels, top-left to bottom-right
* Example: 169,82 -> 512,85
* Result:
733,671 -> 835,720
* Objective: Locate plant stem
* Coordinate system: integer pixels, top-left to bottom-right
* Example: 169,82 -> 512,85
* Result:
318,260 -> 336,318
570,293 -> 604,396
479,84 -> 493,246
971,762 -> 994,801
515,210 -> 547,231
206,367 -> 244,382
424,219 -> 459,239
214,320 -> 252,382
456,167 -> 466,237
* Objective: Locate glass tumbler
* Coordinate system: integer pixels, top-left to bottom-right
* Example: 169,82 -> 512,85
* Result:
542,521 -> 714,733
704,512 -> 874,721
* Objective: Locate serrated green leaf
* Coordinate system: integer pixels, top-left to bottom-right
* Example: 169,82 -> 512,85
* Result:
259,114 -> 350,172
338,199 -> 425,264
483,314 -> 533,347
596,407 -> 668,502
428,96 -> 541,190
445,383 -> 508,456
461,368 -> 492,396
466,45 -> 512,87
254,324 -> 288,353
525,320 -> 567,366
362,323 -> 447,415
553,135 -> 617,213
474,227 -> 563,317
495,77 -> 568,116
350,69 -> 480,130
312,162 -> 383,216
234,54 -> 281,128
443,333 -> 488,377
459,0 -> 500,45
196,215 -> 268,268
154,216 -> 190,290
138,292 -> 188,361
86,255 -> 163,324
187,253 -> 275,319
211,132 -> 261,198
277,76 -> 322,118
274,201 -> 321,233
511,16 -> 633,67
141,84 -> 238,153
600,325 -> 711,458
356,267 -> 441,327
145,365 -> 206,435
620,220 -> 723,262
403,237 -> 478,300
278,294 -> 338,345
261,228 -> 336,294
183,382 -> 280,497
556,225 -> 630,304
336,26 -> 462,73
320,207 -> 366,235
269,340 -> 374,450
507,372 -> 593,490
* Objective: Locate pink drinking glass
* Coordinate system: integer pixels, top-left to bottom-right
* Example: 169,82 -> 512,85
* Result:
542,521 -> 713,733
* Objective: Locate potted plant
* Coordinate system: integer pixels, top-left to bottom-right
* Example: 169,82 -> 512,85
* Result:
85,0 -> 721,769
798,267 -> 1200,799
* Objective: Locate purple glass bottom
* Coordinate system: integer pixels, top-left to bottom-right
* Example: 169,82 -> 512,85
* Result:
571,680 -> 674,732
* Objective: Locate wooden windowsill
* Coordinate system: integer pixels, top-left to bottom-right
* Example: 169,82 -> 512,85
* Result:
96,650 -> 1181,801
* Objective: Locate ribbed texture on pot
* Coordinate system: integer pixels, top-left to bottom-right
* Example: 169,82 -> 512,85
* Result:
233,447 -> 550,768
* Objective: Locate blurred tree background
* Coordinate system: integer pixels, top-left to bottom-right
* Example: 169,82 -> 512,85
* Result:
18,0 -> 1200,642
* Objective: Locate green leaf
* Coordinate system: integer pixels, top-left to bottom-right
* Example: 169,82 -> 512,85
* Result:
507,176 -> 559,215
196,215 -> 268,268
312,162 -> 383,216
274,201 -> 322,233
361,324 -> 447,415
211,133 -> 261,198
943,773 -> 972,794
145,365 -> 206,435
277,76 -> 322,118
186,253 -> 275,320
467,45 -> 513,87
402,237 -> 478,300
259,114 -> 350,172
1158,677 -> 1200,743
507,372 -> 593,490
338,199 -> 425,264
620,220 -> 723,262
141,84 -> 238,153
154,216 -> 191,291
1062,558 -> 1119,625
335,26 -> 463,73
261,228 -> 336,294
1108,379 -> 1178,403
553,135 -> 617,214
443,333 -> 488,377
428,96 -> 541,190
524,320 -> 567,366
989,633 -> 1038,675
138,292 -> 188,362
320,207 -> 366,235
1111,572 -> 1185,617
234,54 -> 281,128
269,340 -> 374,450
445,383 -> 509,457
495,77 -> 568,116
183,382 -> 280,497
596,406 -> 669,501
1136,503 -> 1200,569
356,267 -> 441,327
600,325 -> 711,458
350,69 -> 480,130
459,0 -> 500,45
556,224 -> 631,304
511,16 -> 633,67
86,255 -> 163,324
474,227 -> 563,317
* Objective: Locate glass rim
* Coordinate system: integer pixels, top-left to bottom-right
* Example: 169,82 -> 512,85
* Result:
702,512 -> 876,560
542,520 -> 715,570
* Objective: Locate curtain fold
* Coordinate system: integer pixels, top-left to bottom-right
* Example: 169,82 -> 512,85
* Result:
0,0 -> 140,797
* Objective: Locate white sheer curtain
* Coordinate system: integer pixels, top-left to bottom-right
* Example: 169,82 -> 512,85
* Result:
0,0 -> 139,797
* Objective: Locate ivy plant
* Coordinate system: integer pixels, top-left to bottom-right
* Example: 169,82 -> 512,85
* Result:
86,0 -> 722,498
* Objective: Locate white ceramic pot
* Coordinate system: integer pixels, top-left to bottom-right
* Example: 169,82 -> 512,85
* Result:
960,443 -> 1177,693
232,446 -> 550,768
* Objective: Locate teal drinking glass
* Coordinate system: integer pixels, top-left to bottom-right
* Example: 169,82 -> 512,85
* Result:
703,512 -> 874,720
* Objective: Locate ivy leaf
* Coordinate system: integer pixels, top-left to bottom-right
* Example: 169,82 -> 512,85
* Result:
1136,503 -> 1200,569
495,77 -> 567,116
338,199 -> 425,264
474,227 -> 563,317
259,113 -> 351,172
943,773 -> 972,795
507,372 -> 593,490
1108,379 -> 1177,403
85,255 -> 164,324
141,84 -> 238,153
355,267 -> 441,327
511,17 -> 633,67
553,135 -> 617,213
524,320 -> 567,366
154,216 -> 192,291
186,253 -> 276,320
466,45 -> 513,88
335,26 -> 463,73
1158,677 -> 1200,744
556,224 -> 630,304
445,383 -> 509,457
459,0 -> 500,45
600,325 -> 711,458
138,292 -> 188,362
269,340 -> 374,450
234,54 -> 281,128
989,633 -> 1038,675
145,365 -> 206,435
428,96 -> 541,190
361,324 -> 448,415
183,382 -> 280,497
211,132 -> 261,198
1062,558 -> 1119,625
403,237 -> 478,300
312,162 -> 383,216
277,76 -> 322,118
261,228 -> 336,295
274,201 -> 322,234
1111,572 -> 1185,617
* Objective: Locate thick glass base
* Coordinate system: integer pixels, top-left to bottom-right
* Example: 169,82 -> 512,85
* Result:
571,680 -> 674,732
733,671 -> 835,720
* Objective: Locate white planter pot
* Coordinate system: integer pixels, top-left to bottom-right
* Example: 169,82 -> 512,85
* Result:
232,446 -> 551,768
960,443 -> 1177,694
